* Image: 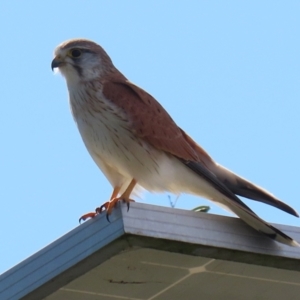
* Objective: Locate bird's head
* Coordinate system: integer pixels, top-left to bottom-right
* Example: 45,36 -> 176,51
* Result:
51,38 -> 115,84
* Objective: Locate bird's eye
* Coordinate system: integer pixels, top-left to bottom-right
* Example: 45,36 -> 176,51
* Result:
70,49 -> 82,58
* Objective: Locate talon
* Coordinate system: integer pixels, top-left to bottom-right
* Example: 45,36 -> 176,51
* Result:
96,202 -> 109,214
100,204 -> 108,213
79,212 -> 97,223
106,213 -> 111,223
121,198 -> 135,212
126,201 -> 130,212
81,180 -> 137,224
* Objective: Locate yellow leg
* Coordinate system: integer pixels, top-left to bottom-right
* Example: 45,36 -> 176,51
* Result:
110,187 -> 120,200
98,179 -> 137,218
78,180 -> 137,223
120,179 -> 136,201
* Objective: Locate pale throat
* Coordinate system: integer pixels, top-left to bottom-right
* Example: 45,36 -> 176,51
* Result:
68,82 -> 131,131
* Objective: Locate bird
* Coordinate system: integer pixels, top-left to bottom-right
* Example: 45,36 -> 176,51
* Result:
52,38 -> 298,246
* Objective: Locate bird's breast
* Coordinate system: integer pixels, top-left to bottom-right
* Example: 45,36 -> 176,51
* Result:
68,86 -> 162,179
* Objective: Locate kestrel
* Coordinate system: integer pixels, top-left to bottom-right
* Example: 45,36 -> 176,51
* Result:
52,38 -> 298,246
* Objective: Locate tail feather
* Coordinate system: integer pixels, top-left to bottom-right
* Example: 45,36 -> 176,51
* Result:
180,129 -> 298,217
180,159 -> 298,246
212,164 -> 299,217
223,196 -> 299,247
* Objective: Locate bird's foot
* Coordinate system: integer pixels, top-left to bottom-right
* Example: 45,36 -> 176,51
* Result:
79,212 -> 97,223
96,197 -> 135,222
79,197 -> 135,223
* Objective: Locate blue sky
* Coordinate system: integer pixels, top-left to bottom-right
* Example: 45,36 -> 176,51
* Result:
1,1 -> 300,274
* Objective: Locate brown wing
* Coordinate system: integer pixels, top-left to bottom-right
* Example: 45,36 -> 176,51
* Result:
102,79 -> 214,164
102,78 -> 298,218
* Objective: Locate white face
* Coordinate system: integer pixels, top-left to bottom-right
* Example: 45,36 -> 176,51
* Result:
52,46 -> 103,85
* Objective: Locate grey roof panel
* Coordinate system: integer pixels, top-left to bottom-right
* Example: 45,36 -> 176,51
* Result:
0,202 -> 299,300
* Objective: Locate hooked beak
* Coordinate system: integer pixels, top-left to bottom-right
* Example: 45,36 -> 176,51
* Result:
51,56 -> 64,71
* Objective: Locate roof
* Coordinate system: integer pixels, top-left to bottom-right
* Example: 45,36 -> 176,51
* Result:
1,202 -> 300,300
